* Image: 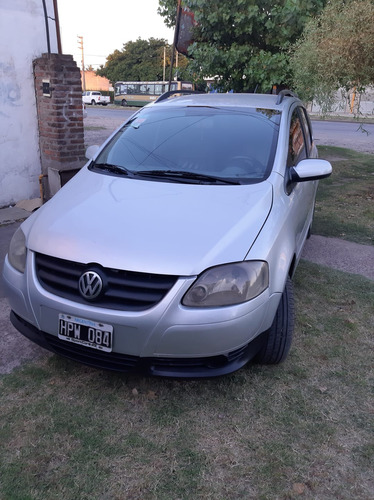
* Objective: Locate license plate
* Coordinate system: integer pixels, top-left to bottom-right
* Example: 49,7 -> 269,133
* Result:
58,314 -> 113,352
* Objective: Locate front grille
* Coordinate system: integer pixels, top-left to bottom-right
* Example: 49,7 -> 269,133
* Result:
35,253 -> 178,311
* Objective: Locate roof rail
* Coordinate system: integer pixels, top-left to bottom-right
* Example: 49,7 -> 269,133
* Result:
154,89 -> 206,103
276,90 -> 298,105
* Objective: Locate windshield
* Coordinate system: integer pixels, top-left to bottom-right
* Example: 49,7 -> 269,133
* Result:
92,106 -> 280,184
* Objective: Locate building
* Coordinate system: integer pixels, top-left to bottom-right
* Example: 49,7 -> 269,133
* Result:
0,0 -> 85,207
81,70 -> 112,92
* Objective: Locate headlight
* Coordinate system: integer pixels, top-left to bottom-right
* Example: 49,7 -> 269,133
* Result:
8,227 -> 27,273
182,261 -> 269,307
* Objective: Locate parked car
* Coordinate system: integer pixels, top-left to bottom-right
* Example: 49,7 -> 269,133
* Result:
3,91 -> 332,377
82,91 -> 110,106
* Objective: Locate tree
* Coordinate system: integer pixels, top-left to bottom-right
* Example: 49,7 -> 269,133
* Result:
97,38 -> 169,83
291,0 -> 374,108
158,0 -> 326,92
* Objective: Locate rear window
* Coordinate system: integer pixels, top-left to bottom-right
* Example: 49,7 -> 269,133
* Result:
95,106 -> 280,184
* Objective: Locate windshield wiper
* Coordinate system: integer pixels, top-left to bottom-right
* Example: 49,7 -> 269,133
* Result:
91,162 -> 134,177
136,170 -> 241,185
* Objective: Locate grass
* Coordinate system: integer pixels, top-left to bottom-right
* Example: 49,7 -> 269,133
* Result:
1,263 -> 373,500
314,146 -> 374,245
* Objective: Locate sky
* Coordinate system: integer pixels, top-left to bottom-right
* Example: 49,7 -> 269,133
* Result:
57,0 -> 174,69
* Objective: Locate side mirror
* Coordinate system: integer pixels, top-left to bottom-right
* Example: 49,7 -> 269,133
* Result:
85,145 -> 100,160
290,159 -> 332,182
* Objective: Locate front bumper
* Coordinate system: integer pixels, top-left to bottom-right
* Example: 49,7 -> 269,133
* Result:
11,311 -> 265,377
4,252 -> 281,378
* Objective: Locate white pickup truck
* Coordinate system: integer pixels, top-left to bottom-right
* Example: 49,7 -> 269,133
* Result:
82,91 -> 110,106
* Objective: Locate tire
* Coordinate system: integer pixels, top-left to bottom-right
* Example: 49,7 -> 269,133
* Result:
91,100 -> 96,106
255,277 -> 294,364
121,99 -> 127,107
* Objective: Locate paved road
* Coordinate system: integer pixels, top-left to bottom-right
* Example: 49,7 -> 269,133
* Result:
87,106 -> 136,120
311,120 -> 374,154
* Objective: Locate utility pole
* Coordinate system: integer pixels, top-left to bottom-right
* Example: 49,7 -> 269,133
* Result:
163,46 -> 166,81
168,0 -> 182,89
77,36 -> 86,92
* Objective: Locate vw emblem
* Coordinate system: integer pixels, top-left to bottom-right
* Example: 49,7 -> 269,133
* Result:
79,271 -> 103,300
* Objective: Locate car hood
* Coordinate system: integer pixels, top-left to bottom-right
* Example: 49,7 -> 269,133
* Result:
26,168 -> 273,276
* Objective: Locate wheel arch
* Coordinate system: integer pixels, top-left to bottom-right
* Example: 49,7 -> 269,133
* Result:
288,253 -> 297,279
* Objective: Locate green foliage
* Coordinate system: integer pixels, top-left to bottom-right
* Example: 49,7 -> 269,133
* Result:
291,0 -> 374,106
97,38 -> 169,83
97,37 -> 190,84
158,0 -> 326,91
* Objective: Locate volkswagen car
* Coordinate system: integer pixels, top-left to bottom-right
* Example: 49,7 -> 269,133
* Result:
3,91 -> 332,377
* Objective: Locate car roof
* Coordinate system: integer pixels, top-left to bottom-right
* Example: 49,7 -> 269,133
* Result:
151,92 -> 301,113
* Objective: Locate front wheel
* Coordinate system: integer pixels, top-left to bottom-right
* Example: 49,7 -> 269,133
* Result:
121,99 -> 127,107
91,100 -> 97,105
254,277 -> 295,364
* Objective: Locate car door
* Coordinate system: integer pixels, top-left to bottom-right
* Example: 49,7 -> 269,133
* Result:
286,106 -> 317,255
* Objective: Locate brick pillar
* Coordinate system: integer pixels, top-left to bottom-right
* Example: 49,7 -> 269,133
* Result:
33,53 -> 86,199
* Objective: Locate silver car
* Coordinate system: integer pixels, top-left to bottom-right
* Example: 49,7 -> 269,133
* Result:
3,91 -> 332,377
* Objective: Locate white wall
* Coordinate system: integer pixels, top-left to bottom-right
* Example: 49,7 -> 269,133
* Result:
0,0 -> 58,207
309,87 -> 374,116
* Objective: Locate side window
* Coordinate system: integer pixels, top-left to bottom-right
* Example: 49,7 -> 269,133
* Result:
181,82 -> 193,90
154,84 -> 164,95
299,108 -> 312,153
140,84 -> 151,95
127,84 -> 140,95
287,110 -> 307,167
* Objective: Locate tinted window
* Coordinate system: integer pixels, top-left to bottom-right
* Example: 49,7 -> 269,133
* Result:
287,110 -> 307,167
299,108 -> 312,153
95,107 -> 280,184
